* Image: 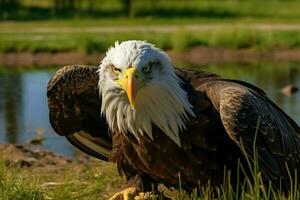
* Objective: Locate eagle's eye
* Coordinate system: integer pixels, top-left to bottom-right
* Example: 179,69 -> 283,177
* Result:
111,65 -> 121,76
142,65 -> 151,74
143,60 -> 160,74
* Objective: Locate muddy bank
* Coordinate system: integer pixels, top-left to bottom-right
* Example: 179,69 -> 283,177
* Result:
0,52 -> 105,68
0,143 -> 94,171
1,47 -> 300,68
169,47 -> 300,65
1,143 -> 73,168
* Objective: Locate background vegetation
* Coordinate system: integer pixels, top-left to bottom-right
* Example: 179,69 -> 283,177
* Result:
1,28 -> 300,53
2,0 -> 300,20
1,0 -> 300,53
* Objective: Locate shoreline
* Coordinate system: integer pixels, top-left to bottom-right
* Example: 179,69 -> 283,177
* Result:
1,46 -> 300,68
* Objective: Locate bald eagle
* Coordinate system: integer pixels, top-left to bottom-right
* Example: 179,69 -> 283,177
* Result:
47,41 -> 300,198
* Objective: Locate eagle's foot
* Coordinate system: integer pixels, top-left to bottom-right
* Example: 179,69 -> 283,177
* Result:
109,187 -> 157,200
134,192 -> 157,200
109,187 -> 139,200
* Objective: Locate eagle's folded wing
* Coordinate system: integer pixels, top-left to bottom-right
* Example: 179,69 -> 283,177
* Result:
209,81 -> 300,188
47,65 -> 112,161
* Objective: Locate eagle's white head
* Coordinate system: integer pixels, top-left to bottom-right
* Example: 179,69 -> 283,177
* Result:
98,40 -> 194,146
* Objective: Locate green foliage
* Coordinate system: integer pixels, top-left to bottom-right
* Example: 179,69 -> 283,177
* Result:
0,161 -> 44,200
0,159 -> 123,200
172,30 -> 203,52
1,26 -> 300,53
2,0 -> 300,21
84,39 -> 105,54
208,28 -> 264,49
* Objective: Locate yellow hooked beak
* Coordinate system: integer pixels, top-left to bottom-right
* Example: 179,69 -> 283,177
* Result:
117,67 -> 137,110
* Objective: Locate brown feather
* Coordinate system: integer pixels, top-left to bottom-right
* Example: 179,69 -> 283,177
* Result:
47,65 -> 111,160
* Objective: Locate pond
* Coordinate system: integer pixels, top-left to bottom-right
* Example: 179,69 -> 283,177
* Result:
0,61 -> 300,158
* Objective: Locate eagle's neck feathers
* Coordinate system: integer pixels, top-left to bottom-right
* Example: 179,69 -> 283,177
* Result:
99,71 -> 194,147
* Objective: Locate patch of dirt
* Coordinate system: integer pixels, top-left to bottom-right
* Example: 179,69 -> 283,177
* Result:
1,47 -> 300,68
0,52 -> 104,68
0,143 -> 75,170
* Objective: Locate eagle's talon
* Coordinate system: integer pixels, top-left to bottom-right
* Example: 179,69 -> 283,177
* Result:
134,192 -> 158,200
109,187 -> 139,200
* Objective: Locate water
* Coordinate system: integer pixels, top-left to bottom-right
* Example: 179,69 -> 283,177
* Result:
0,62 -> 299,157
0,70 -> 75,157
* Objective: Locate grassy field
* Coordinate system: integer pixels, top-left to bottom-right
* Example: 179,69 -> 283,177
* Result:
0,142 -> 299,200
0,158 -> 123,200
1,155 -> 299,200
1,24 -> 300,53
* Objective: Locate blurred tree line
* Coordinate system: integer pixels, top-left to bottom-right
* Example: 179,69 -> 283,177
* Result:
0,0 -> 20,8
0,0 -> 134,19
52,0 -> 132,16
1,0 -> 299,21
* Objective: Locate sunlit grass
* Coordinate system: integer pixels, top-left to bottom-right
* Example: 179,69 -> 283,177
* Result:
0,160 -> 44,200
1,27 -> 300,53
0,151 -> 299,200
0,158 -> 123,200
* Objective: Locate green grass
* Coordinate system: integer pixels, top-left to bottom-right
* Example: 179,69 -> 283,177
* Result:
1,155 -> 299,200
0,160 -> 44,200
1,27 -> 300,53
0,159 -> 123,200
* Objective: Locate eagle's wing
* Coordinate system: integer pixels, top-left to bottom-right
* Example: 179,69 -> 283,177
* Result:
207,80 -> 300,188
47,65 -> 112,161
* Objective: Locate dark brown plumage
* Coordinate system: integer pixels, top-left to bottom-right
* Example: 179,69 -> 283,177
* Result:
47,65 -> 300,193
